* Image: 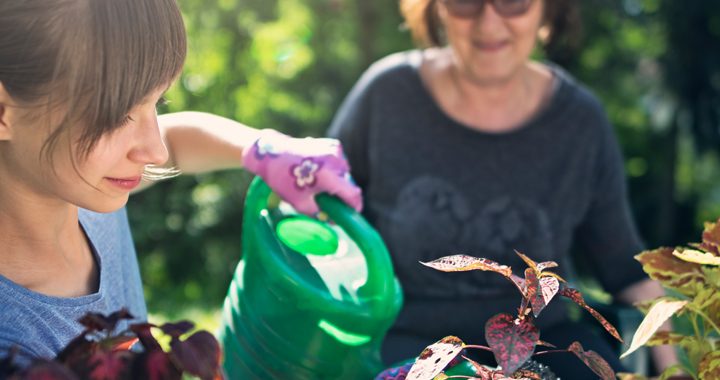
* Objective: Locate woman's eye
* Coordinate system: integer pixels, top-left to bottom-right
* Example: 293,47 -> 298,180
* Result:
156,97 -> 169,108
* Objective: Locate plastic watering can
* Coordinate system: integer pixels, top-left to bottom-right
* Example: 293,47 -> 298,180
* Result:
219,177 -> 403,379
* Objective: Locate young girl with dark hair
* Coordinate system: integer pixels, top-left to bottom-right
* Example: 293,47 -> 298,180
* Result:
0,0 -> 361,365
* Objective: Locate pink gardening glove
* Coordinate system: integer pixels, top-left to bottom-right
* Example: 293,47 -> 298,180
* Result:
241,129 -> 363,216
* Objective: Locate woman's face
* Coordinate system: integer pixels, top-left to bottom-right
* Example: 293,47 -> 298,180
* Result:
438,0 -> 544,85
2,87 -> 169,213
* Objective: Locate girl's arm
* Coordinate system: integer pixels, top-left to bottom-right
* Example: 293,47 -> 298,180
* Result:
141,111 -> 362,215
158,111 -> 260,174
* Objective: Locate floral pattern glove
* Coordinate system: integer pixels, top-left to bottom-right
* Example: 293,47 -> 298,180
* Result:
241,129 -> 363,216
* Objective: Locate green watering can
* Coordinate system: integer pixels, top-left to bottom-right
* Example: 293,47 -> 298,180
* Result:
219,177 -> 403,379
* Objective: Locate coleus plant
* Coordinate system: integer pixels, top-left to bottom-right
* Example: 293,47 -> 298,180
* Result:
0,309 -> 223,380
617,219 -> 720,380
396,251 -> 621,380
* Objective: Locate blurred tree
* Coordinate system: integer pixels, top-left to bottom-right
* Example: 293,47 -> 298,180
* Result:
129,0 -> 720,315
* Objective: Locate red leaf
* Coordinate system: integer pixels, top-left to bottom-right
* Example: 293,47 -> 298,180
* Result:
131,350 -> 181,380
484,313 -> 539,375
78,309 -> 134,333
523,268 -> 539,316
87,351 -> 130,380
169,331 -> 222,380
55,334 -> 94,368
19,360 -> 79,380
559,286 -> 622,342
130,324 -> 162,352
159,321 -> 194,339
568,342 -> 616,380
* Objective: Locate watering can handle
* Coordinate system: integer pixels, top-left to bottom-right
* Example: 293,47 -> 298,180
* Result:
245,177 -> 395,299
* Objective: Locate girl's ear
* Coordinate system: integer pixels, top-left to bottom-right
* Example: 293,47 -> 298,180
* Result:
0,82 -> 13,140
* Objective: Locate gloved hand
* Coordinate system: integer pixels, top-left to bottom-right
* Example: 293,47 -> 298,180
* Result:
241,129 -> 363,216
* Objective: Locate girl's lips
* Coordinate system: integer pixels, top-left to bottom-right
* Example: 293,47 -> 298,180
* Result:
106,176 -> 142,191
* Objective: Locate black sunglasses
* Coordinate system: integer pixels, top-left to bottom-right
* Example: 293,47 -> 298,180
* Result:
440,0 -> 534,19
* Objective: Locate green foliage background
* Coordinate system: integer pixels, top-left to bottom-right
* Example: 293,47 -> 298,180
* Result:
127,0 -> 720,319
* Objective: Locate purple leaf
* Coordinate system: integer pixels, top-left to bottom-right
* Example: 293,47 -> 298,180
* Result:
159,321 -> 194,340
20,360 -> 79,380
568,342 -> 616,380
484,313 -> 539,375
130,350 -> 180,380
169,331 -> 222,380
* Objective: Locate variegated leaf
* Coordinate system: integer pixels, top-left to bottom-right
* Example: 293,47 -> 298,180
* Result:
539,277 -> 559,306
462,356 -> 494,379
646,331 -> 689,347
616,373 -> 648,380
528,273 -> 559,317
621,299 -> 688,359
673,248 -> 720,266
699,350 -> 720,380
406,336 -> 464,380
700,219 -> 720,255
510,274 -> 526,296
420,255 -> 512,277
523,268 -> 539,316
485,313 -> 538,376
536,261 -> 558,272
636,248 -> 707,297
568,341 -> 616,380
559,286 -> 622,342
515,251 -> 538,271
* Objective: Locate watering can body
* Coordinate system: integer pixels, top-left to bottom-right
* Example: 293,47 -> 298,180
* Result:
220,177 -> 403,379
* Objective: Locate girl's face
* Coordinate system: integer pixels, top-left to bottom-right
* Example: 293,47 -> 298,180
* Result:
438,0 -> 544,85
4,87 -> 169,213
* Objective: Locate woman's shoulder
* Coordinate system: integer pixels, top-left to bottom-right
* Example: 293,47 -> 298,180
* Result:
358,50 -> 424,86
541,62 -> 612,134
547,63 -> 606,115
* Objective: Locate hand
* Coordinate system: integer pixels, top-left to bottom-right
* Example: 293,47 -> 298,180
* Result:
241,129 -> 363,216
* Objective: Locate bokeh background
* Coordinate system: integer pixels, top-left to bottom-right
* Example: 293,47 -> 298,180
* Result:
130,0 -> 720,327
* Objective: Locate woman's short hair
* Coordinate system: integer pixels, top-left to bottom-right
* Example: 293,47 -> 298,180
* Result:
400,0 -> 580,50
0,0 -> 187,159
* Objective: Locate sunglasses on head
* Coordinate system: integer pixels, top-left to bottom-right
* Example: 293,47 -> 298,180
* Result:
440,0 -> 534,19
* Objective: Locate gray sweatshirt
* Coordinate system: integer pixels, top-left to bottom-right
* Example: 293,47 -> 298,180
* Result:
328,50 -> 645,341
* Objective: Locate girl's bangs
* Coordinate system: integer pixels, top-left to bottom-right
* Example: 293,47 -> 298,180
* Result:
71,0 -> 187,155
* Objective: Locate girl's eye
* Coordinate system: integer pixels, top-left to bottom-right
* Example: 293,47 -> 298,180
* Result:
117,115 -> 134,127
156,97 -> 169,108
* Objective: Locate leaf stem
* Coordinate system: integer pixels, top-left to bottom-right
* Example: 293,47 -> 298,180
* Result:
462,344 -> 492,352
686,303 -> 720,336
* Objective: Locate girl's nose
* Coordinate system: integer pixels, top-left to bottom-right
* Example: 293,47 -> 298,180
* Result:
128,112 -> 169,166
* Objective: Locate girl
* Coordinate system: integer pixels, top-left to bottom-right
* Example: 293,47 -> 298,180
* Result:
0,0 -> 361,365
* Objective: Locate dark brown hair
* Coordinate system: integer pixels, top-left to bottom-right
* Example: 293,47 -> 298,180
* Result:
0,0 -> 187,159
400,0 -> 580,49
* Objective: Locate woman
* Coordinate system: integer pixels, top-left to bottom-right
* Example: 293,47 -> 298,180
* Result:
328,0 -> 674,377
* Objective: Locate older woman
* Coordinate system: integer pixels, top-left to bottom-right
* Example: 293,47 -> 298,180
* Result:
329,0 -> 675,377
